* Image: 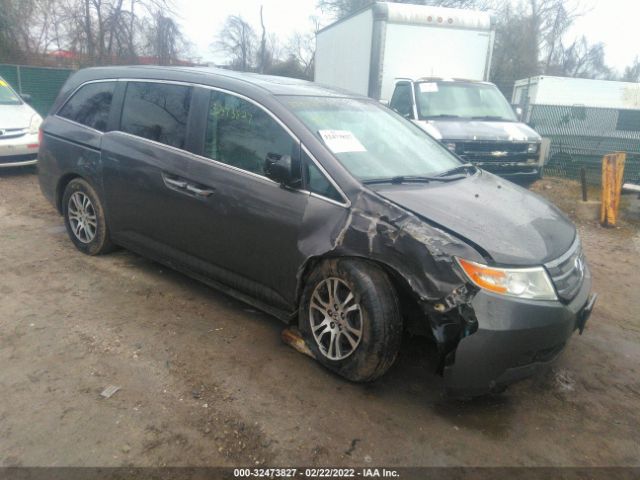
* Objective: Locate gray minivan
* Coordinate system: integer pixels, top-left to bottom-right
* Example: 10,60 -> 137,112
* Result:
38,66 -> 596,397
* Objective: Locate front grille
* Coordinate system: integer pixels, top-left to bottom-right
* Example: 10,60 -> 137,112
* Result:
0,153 -> 37,165
545,237 -> 586,302
459,142 -> 529,153
456,141 -> 531,163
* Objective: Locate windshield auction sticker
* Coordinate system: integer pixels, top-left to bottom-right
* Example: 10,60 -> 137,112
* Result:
319,130 -> 367,154
419,82 -> 439,93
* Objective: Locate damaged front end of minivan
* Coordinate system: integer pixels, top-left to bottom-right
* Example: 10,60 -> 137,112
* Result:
295,190 -> 487,393
295,187 -> 594,398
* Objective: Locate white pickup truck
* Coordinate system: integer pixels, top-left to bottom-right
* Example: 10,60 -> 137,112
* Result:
315,2 -> 545,181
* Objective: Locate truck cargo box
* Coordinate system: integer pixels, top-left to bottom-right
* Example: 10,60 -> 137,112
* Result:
315,1 -> 495,102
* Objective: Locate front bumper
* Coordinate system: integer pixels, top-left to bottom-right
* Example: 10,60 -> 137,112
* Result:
0,132 -> 39,167
443,272 -> 595,398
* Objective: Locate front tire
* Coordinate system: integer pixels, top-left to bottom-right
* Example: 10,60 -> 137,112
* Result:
299,258 -> 402,382
62,178 -> 115,255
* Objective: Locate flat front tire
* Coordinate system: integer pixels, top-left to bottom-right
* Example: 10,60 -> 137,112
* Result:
62,178 -> 115,255
299,258 -> 402,382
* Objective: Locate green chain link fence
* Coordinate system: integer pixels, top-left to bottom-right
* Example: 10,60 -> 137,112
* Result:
527,104 -> 640,185
0,64 -> 75,116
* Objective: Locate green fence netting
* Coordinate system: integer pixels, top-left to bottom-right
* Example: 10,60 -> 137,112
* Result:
0,64 -> 74,116
527,104 -> 640,185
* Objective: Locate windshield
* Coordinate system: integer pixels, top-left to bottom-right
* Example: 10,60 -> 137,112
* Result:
415,81 -> 516,121
281,96 -> 460,182
0,79 -> 22,106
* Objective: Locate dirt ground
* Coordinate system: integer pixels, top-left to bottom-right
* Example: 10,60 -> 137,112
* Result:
1,169 -> 639,468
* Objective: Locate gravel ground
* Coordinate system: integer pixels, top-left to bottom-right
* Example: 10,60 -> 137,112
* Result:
1,169 -> 639,467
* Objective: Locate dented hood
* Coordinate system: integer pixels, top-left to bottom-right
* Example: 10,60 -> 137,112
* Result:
372,171 -> 576,266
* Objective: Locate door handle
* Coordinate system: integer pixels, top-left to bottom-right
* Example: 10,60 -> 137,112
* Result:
185,184 -> 215,197
163,172 -> 214,198
163,176 -> 188,189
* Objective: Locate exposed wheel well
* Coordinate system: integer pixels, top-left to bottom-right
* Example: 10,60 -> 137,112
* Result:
296,255 -> 424,331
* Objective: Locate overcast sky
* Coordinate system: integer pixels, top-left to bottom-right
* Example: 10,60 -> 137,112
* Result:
174,0 -> 640,74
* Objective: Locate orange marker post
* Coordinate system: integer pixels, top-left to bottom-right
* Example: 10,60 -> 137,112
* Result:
600,152 -> 626,227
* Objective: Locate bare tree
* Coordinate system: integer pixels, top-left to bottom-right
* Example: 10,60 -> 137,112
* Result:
59,0 -> 175,64
0,0 -> 63,63
488,0 -> 613,97
490,2 -> 539,97
0,0 -> 188,66
523,0 -> 585,73
257,5 -> 267,73
318,0 -> 489,19
215,15 -> 257,71
621,57 -> 640,83
547,36 -> 614,79
284,15 -> 321,80
317,0 -> 372,18
145,12 -> 188,65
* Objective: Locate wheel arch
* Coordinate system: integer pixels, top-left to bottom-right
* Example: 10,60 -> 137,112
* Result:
56,173 -> 84,214
295,254 -> 422,330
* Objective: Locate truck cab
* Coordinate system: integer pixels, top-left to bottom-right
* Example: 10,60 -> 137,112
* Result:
390,78 -> 544,182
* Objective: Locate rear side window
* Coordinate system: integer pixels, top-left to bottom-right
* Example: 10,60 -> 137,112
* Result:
120,82 -> 191,149
204,91 -> 297,176
58,82 -> 116,132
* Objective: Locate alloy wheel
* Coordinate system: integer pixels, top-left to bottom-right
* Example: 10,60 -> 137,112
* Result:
68,191 -> 97,243
309,277 -> 363,361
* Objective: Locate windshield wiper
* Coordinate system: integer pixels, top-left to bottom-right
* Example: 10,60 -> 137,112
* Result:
471,115 -> 513,121
363,174 -> 465,185
435,163 -> 478,178
423,114 -> 461,119
363,176 -> 432,185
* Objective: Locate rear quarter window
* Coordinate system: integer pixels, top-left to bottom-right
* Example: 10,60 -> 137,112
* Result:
58,82 -> 116,132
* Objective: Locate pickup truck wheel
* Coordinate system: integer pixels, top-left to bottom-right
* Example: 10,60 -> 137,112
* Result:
299,258 -> 402,382
62,178 -> 115,255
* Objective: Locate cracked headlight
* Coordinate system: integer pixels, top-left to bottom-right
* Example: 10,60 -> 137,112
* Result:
29,114 -> 42,134
456,258 -> 557,301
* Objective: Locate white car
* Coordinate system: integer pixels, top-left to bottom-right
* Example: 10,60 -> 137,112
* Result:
0,76 -> 42,168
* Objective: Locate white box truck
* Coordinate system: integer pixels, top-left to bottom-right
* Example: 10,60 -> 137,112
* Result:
315,2 -> 545,182
512,76 -> 640,110
315,1 -> 495,102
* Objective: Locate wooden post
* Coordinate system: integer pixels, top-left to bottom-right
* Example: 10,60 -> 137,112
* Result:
600,152 -> 626,227
580,167 -> 588,201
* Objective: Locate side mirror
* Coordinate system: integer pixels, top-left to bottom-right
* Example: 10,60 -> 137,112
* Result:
514,106 -> 523,120
264,153 -> 301,187
20,93 -> 33,104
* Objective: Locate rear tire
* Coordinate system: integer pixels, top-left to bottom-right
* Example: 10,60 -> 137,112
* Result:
299,258 -> 402,382
62,178 -> 115,255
